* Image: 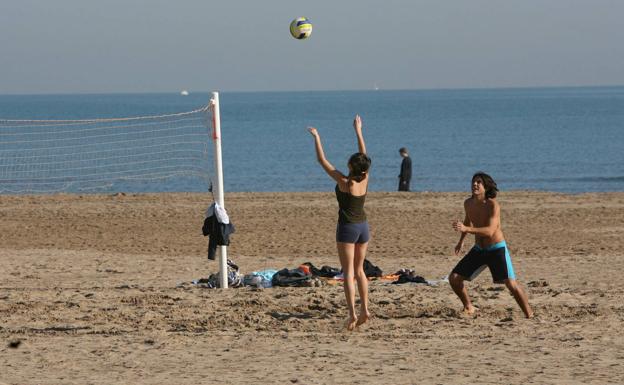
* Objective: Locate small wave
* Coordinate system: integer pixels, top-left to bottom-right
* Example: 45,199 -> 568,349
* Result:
527,176 -> 624,183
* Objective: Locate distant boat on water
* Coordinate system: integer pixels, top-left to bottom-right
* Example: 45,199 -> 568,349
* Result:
180,90 -> 189,96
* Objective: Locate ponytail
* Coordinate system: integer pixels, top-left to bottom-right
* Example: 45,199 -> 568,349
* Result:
349,171 -> 367,183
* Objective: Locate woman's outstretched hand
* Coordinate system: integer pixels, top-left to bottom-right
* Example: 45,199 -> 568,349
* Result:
308,127 -> 319,137
353,114 -> 362,132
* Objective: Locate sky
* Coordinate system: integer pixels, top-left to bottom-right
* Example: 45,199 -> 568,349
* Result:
0,0 -> 622,94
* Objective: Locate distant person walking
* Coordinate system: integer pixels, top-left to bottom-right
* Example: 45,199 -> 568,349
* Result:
450,172 -> 533,318
308,115 -> 372,331
398,147 -> 412,191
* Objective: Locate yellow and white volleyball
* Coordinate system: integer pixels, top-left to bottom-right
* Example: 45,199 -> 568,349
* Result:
289,17 -> 313,40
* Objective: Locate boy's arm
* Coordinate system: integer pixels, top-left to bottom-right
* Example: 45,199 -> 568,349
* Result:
453,201 -> 500,238
353,115 -> 366,154
454,212 -> 470,255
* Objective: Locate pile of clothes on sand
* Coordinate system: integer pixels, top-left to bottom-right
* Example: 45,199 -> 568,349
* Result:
187,259 -> 440,289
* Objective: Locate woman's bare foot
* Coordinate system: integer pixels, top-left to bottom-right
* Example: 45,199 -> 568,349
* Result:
463,305 -> 477,316
346,316 -> 358,331
355,311 -> 371,327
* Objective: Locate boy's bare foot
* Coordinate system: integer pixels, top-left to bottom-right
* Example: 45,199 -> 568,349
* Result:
355,311 -> 371,327
346,316 -> 358,331
525,311 -> 534,319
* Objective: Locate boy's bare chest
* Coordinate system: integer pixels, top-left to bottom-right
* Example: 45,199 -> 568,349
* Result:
466,205 -> 490,226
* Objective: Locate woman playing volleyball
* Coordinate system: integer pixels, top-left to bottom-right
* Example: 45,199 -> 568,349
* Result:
308,115 -> 372,331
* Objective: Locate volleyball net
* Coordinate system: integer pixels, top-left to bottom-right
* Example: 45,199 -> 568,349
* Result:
0,100 -> 217,194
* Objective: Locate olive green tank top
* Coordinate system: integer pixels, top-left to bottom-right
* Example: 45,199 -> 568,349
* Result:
335,184 -> 367,224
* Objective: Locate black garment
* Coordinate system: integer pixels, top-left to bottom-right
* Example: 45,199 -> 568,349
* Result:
303,260 -> 381,278
398,156 -> 412,191
335,184 -> 367,224
272,267 -> 312,287
202,212 -> 235,260
363,259 -> 382,277
392,269 -> 427,284
302,262 -> 341,278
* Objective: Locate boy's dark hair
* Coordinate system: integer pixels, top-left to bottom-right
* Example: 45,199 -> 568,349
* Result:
472,172 -> 498,199
399,147 -> 408,154
348,152 -> 371,182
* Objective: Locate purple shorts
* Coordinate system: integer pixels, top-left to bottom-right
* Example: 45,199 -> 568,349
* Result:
336,221 -> 370,244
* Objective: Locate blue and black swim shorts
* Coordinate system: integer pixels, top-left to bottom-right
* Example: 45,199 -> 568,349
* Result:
452,241 -> 516,283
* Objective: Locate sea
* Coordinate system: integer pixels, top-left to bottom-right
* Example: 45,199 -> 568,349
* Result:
1,86 -> 623,194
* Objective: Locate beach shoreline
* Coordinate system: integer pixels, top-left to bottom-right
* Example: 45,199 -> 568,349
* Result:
1,191 -> 623,384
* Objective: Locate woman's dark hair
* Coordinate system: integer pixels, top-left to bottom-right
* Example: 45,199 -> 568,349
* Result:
348,152 -> 371,182
472,172 -> 498,199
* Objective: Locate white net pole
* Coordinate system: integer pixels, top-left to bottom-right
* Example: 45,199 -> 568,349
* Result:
210,92 -> 228,289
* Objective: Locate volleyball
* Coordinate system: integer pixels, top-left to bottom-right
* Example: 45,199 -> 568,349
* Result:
290,17 -> 313,40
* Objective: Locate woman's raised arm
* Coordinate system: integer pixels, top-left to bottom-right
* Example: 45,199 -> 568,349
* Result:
353,114 -> 366,155
308,127 -> 345,184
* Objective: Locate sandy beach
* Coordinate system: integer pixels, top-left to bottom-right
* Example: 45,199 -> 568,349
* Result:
1,191 -> 623,384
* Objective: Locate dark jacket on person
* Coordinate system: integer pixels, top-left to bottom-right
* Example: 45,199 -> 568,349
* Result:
399,156 -> 412,191
202,209 -> 235,260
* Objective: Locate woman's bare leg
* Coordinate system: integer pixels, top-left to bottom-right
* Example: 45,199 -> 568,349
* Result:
337,242 -> 357,330
353,242 -> 370,326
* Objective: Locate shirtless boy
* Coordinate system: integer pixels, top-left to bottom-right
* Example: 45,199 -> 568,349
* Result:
450,172 -> 533,318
